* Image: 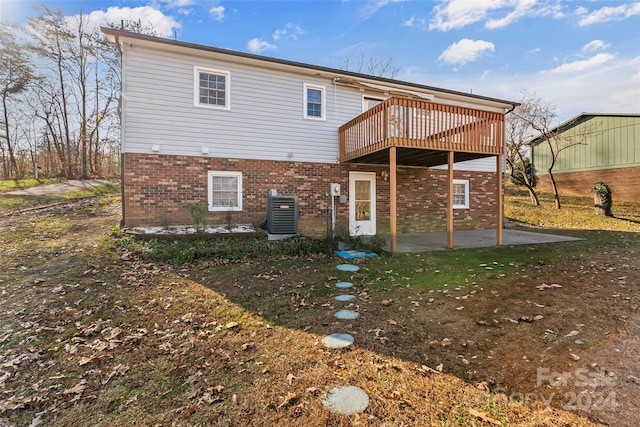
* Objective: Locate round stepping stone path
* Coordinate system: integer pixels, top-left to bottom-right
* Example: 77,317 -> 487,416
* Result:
322,333 -> 354,349
322,385 -> 370,415
318,261 -> 369,415
335,309 -> 360,320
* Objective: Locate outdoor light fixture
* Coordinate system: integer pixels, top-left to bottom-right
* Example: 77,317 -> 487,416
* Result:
381,170 -> 389,181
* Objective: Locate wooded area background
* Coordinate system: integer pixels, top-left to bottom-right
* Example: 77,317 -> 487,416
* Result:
1,6 -> 155,180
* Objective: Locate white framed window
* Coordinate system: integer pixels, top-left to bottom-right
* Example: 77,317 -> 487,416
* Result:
208,171 -> 242,211
362,96 -> 385,112
303,83 -> 325,120
194,67 -> 230,110
453,179 -> 470,209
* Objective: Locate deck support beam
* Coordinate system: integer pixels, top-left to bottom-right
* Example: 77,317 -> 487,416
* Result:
447,151 -> 454,249
390,146 -> 397,253
496,155 -> 503,245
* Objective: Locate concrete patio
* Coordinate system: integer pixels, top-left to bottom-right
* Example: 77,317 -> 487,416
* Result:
382,229 -> 583,253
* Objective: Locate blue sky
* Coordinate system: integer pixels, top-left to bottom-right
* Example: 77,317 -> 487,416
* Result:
2,0 -> 639,122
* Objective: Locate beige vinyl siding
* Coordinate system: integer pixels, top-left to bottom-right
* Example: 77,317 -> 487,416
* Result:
122,44 -> 362,163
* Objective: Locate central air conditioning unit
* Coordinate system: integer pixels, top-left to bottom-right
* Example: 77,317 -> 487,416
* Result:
266,195 -> 298,234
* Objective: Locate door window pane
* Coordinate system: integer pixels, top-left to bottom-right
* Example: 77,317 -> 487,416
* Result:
355,180 -> 371,221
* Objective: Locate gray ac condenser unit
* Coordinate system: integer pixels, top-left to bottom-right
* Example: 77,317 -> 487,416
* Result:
266,195 -> 298,234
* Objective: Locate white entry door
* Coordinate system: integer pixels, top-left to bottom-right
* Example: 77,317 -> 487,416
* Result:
349,172 -> 376,236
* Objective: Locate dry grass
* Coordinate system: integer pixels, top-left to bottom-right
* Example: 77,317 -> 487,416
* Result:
4,186 -> 639,426
505,184 -> 640,232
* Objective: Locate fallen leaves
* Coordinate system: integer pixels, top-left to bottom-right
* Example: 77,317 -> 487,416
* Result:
62,380 -> 87,395
286,373 -> 296,386
101,364 -> 129,385
277,392 -> 298,408
468,407 -> 502,425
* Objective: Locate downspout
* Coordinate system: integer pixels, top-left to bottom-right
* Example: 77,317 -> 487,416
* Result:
115,34 -> 126,229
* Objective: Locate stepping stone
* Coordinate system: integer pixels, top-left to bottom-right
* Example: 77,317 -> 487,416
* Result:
335,309 -> 360,320
322,385 -> 369,415
335,294 -> 356,302
336,281 -> 353,289
322,333 -> 354,349
336,264 -> 360,272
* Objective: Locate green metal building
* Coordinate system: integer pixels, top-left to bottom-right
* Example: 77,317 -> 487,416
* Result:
530,113 -> 640,202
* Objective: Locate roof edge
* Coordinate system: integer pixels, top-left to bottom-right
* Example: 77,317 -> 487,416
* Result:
102,27 -> 519,110
528,112 -> 640,145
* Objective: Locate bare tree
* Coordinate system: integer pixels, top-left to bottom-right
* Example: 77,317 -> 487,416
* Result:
0,21 -> 36,179
505,95 -> 540,205
340,48 -> 399,78
28,6 -> 79,178
515,92 -> 588,209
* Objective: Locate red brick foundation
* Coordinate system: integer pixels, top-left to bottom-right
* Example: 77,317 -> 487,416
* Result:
123,153 -> 500,237
535,167 -> 640,202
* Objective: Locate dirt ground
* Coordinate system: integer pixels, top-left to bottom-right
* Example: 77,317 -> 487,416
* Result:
194,241 -> 640,426
1,197 -> 638,426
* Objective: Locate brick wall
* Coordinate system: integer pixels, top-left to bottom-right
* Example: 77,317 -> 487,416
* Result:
123,153 -> 500,236
535,166 -> 640,202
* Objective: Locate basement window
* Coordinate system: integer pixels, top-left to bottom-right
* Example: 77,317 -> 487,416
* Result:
453,179 -> 469,209
208,171 -> 242,211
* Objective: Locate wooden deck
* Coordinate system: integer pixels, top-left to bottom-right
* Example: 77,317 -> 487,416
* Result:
339,97 -> 504,165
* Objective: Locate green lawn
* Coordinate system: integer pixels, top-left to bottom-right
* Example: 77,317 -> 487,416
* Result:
0,178 -> 62,192
0,180 -> 120,210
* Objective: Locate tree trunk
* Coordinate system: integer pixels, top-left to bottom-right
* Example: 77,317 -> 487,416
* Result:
1,92 -> 19,178
548,170 -> 561,209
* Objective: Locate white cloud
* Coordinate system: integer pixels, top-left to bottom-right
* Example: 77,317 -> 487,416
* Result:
430,0 -> 503,31
209,5 -> 225,22
578,2 -> 640,26
402,15 -> 426,27
485,0 -> 536,29
550,53 -> 615,73
528,48 -> 541,55
583,40 -> 609,52
439,39 -> 495,66
357,0 -> 405,20
430,0 -> 567,31
66,6 -> 181,38
272,23 -> 305,41
575,6 -> 588,16
401,55 -> 640,123
247,38 -> 276,53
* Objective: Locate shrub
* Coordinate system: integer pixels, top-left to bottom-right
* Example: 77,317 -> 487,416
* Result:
112,234 -> 332,264
185,202 -> 208,232
590,182 -> 612,217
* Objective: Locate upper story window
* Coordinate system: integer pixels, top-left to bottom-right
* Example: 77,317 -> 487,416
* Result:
303,83 -> 325,120
194,67 -> 230,110
453,179 -> 470,209
363,96 -> 384,111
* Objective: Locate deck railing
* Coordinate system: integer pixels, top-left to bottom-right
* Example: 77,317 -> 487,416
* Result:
339,97 -> 504,162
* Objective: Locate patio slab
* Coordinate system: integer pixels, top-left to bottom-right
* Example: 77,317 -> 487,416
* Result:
384,229 -> 583,253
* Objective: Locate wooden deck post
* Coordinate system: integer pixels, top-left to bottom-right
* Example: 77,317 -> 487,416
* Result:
496,154 -> 503,245
447,151 -> 454,249
390,146 -> 397,253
